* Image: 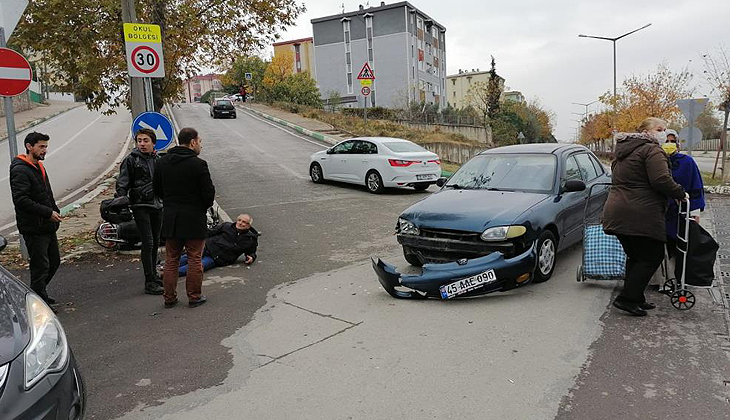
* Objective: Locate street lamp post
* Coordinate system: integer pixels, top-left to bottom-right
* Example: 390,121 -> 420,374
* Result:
579,24 -> 651,150
572,100 -> 598,119
579,24 -> 652,100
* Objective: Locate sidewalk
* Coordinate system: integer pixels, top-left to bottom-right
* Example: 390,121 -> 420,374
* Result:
240,102 -> 349,144
0,100 -> 83,141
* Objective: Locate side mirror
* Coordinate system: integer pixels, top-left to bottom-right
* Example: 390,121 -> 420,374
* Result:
326,149 -> 334,155
0,236 -> 7,252
563,179 -> 586,193
436,177 -> 448,187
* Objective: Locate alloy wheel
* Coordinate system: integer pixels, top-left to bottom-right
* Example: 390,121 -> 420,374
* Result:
539,238 -> 555,276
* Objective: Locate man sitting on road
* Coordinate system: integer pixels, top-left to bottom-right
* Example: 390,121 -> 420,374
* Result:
176,213 -> 259,276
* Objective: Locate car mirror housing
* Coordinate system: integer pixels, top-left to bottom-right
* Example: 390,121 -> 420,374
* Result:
326,149 -> 334,155
563,179 -> 586,193
436,177 -> 448,187
0,236 -> 6,252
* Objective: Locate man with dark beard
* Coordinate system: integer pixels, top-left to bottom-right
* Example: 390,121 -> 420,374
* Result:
10,132 -> 62,307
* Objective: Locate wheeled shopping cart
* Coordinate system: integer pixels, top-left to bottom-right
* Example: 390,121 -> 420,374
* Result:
576,183 -> 626,282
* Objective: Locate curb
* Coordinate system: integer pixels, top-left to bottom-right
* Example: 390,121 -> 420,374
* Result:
239,105 -> 338,145
705,186 -> 730,196
0,104 -> 83,143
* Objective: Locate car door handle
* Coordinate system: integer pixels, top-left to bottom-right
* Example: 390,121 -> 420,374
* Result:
361,160 -> 368,163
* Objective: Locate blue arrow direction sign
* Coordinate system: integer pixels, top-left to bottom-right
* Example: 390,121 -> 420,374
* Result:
131,112 -> 174,151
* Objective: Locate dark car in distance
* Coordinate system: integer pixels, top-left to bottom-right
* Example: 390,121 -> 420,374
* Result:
210,98 -> 236,119
0,236 -> 86,419
373,143 -> 610,300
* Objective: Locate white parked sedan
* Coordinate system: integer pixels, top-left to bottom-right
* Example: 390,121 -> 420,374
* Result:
309,137 -> 442,193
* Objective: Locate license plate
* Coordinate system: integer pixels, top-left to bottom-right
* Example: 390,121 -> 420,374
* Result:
416,174 -> 433,180
220,111 -> 230,113
439,269 -> 497,299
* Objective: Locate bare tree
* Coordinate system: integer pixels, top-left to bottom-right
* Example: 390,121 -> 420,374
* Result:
702,45 -> 730,180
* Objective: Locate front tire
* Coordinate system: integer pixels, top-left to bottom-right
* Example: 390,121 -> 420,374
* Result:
366,170 -> 384,194
310,163 -> 324,183
403,247 -> 423,267
533,230 -> 557,283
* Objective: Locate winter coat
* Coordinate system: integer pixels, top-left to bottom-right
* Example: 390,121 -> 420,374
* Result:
602,133 -> 685,242
9,155 -> 60,235
205,223 -> 259,266
153,146 -> 216,239
665,152 -> 705,238
116,148 -> 162,209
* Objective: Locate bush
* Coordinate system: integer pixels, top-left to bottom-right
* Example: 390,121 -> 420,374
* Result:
341,106 -> 396,120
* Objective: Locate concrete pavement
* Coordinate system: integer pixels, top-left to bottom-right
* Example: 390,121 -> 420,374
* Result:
0,100 -> 82,141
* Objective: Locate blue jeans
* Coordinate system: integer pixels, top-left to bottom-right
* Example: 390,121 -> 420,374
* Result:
178,252 -> 216,277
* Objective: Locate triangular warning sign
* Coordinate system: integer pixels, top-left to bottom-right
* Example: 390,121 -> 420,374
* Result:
357,63 -> 375,80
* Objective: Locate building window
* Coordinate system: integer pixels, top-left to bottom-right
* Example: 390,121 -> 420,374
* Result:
365,16 -> 374,64
294,44 -> 302,73
343,20 -> 353,94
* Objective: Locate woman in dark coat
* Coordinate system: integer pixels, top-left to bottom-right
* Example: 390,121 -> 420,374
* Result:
602,117 -> 686,316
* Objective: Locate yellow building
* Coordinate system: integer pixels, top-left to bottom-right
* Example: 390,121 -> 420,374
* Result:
446,69 -> 504,109
273,37 -> 315,75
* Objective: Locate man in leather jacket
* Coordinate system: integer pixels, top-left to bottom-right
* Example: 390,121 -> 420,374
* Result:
116,128 -> 164,294
177,214 -> 259,276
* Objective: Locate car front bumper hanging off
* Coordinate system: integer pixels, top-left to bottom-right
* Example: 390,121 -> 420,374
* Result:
371,244 -> 537,299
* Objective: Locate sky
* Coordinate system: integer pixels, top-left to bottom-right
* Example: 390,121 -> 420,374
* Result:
272,0 -> 729,142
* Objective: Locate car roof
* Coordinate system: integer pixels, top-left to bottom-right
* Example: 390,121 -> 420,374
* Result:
480,143 -> 587,155
349,137 -> 412,145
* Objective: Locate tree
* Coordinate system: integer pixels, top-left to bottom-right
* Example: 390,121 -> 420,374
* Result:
487,56 -> 501,119
263,50 -> 294,88
692,102 -> 723,139
325,90 -> 342,112
222,55 -> 268,97
465,81 -> 490,125
702,45 -> 730,180
11,0 -> 305,113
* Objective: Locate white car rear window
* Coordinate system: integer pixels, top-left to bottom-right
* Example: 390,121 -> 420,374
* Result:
383,142 -> 426,153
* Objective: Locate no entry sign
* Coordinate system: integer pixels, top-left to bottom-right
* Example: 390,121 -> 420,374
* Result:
0,47 -> 32,97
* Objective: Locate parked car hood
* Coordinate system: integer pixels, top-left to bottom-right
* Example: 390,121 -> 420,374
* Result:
400,189 -> 550,232
0,266 -> 30,366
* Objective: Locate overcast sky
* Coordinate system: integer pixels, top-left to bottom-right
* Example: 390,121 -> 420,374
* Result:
275,0 -> 729,141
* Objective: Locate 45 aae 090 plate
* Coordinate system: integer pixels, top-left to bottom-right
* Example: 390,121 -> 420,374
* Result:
439,269 -> 497,299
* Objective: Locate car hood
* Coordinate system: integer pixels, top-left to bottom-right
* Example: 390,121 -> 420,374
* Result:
400,189 -> 550,232
0,266 -> 30,366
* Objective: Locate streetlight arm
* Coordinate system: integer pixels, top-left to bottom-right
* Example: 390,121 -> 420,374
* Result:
578,34 -> 615,41
615,23 -> 652,40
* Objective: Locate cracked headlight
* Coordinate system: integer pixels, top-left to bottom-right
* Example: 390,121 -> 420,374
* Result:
24,294 -> 68,388
398,218 -> 420,235
481,225 -> 527,241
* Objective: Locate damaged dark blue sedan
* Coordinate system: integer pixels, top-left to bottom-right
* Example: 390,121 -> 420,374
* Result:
373,143 -> 610,299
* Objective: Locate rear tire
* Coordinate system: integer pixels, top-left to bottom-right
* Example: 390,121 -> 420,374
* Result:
366,170 -> 384,194
310,163 -> 324,183
403,248 -> 423,267
533,230 -> 557,283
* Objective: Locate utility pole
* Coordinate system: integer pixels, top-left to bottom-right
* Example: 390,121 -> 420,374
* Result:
121,0 -> 146,118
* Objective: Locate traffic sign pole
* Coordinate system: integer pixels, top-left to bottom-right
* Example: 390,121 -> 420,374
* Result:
0,27 -> 18,159
143,77 -> 154,111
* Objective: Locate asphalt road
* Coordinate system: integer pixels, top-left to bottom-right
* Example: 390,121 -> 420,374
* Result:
15,103 -> 727,420
0,106 -> 130,234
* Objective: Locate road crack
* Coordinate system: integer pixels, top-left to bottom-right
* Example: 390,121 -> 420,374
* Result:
283,301 -> 360,326
259,322 -> 362,368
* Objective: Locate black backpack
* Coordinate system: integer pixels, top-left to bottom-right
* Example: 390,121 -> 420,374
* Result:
100,196 -> 133,225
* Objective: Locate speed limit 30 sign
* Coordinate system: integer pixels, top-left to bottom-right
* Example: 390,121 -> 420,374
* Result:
123,23 -> 165,78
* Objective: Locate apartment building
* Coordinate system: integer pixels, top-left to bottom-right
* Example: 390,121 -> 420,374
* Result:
446,68 -> 505,110
311,1 -> 446,109
183,74 -> 223,102
273,37 -> 316,75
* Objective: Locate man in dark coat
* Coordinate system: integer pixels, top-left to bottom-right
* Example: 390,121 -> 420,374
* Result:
9,132 -> 62,306
117,128 -> 164,295
602,118 -> 686,316
153,127 -> 215,308
177,214 -> 259,276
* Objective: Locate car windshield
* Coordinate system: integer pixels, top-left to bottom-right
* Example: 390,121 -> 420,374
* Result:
216,100 -> 232,106
446,153 -> 556,193
382,142 -> 426,153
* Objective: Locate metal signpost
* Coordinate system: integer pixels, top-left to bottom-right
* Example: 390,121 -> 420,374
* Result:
123,23 -> 165,113
357,63 -> 375,124
0,0 -> 30,159
676,98 -> 709,155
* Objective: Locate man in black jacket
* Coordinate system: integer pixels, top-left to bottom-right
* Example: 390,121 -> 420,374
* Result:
116,128 -> 164,295
177,214 -> 259,276
153,127 -> 215,308
10,132 -> 62,305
